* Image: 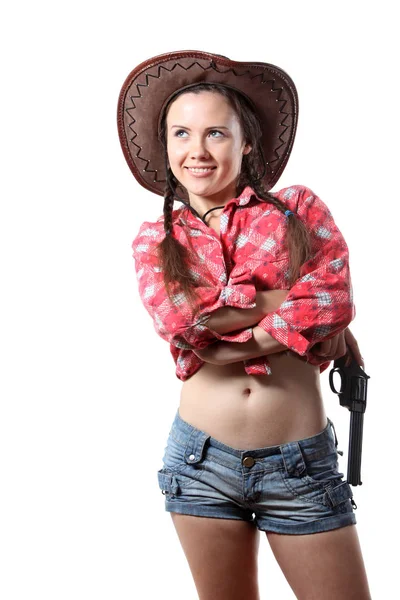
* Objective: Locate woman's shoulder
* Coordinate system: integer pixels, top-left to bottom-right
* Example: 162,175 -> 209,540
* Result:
131,207 -> 184,254
271,184 -> 330,216
272,184 -> 316,205
131,217 -> 164,257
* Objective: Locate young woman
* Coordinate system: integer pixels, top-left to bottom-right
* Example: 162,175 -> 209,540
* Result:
118,51 -> 371,599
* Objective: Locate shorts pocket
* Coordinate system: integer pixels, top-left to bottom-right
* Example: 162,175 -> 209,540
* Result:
157,468 -> 181,498
301,446 -> 344,487
157,432 -> 209,495
280,445 -> 354,509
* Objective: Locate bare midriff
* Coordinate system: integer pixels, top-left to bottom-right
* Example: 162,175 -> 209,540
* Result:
179,351 -> 327,450
179,213 -> 328,450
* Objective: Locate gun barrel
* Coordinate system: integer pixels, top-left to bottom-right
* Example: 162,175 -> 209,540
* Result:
347,411 -> 364,485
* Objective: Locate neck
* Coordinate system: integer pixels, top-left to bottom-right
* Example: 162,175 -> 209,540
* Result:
188,181 -> 238,212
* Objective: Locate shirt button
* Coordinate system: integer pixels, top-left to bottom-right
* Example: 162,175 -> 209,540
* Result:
242,456 -> 255,467
189,454 -> 196,461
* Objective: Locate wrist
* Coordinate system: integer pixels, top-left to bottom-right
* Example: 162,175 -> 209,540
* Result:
252,325 -> 289,356
255,291 -> 269,316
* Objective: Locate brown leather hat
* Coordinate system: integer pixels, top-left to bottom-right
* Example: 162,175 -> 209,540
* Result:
117,50 -> 298,197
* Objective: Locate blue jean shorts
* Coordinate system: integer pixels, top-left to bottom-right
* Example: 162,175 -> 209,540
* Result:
157,410 -> 357,535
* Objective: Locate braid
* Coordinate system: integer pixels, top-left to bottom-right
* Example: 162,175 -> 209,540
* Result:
163,170 -> 177,235
156,167 -> 202,309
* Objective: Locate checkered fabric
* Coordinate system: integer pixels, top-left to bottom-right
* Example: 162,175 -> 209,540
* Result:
131,185 -> 355,381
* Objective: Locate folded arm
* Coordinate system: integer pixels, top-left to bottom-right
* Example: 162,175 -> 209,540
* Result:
194,324 -> 363,367
132,222 -> 265,349
194,187 -> 357,368
255,187 -> 355,363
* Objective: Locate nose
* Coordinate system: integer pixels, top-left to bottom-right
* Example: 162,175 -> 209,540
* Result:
189,137 -> 210,160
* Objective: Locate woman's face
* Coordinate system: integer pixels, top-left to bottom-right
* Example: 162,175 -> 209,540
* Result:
166,91 -> 251,207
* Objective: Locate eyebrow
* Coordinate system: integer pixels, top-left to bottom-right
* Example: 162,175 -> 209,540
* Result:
170,125 -> 230,131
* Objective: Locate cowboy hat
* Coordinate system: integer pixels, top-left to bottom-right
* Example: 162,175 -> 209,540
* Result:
117,50 -> 298,198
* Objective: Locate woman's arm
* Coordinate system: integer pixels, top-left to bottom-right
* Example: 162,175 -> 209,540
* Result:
133,218 -> 290,350
313,327 -> 365,368
253,187 -> 355,360
193,325 -> 288,365
132,221 -> 259,350
204,290 -> 289,334
194,326 -> 364,368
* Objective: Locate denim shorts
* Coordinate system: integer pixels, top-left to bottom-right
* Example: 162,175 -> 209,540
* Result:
157,410 -> 357,535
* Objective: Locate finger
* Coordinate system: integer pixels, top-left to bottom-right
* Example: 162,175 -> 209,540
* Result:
344,328 -> 362,358
346,336 -> 364,368
344,349 -> 364,369
329,335 -> 340,357
335,336 -> 347,362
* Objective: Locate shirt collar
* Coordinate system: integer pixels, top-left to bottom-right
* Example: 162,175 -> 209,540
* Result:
174,185 -> 257,225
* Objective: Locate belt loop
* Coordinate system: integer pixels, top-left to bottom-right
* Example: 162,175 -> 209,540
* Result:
280,442 -> 307,477
328,417 -> 339,448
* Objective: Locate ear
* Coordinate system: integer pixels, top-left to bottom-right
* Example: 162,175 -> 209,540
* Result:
243,143 -> 252,155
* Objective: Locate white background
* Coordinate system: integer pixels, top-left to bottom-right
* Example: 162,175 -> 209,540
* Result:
1,1 -> 398,598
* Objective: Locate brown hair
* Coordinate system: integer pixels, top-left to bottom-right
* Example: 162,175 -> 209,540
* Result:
156,83 -> 311,311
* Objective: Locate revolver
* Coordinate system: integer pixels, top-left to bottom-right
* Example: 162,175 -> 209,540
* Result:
329,350 -> 370,486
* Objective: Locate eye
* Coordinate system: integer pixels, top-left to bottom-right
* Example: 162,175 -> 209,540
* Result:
174,129 -> 188,137
173,129 -> 225,138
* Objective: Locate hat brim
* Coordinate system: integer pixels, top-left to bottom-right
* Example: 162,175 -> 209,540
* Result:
117,50 -> 298,198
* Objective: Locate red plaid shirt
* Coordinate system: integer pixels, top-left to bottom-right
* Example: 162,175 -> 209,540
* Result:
131,185 -> 355,381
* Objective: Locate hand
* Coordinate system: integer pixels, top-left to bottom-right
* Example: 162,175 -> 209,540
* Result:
311,327 -> 364,369
344,327 -> 365,369
311,331 -> 346,363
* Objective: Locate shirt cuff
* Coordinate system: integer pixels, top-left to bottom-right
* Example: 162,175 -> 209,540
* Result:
198,281 -> 257,344
183,282 -> 257,349
220,282 -> 257,309
211,280 -> 257,341
257,312 -> 312,356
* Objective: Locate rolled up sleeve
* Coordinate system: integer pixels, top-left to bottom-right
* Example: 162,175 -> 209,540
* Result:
132,223 -> 257,350
257,187 -> 356,358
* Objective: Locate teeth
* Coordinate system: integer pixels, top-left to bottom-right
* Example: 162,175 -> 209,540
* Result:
187,167 -> 214,172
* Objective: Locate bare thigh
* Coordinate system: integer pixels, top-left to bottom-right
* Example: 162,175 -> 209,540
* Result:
170,513 -> 261,600
266,524 -> 371,600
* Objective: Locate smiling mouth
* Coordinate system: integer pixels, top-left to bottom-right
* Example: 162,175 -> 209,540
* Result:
185,167 -> 216,173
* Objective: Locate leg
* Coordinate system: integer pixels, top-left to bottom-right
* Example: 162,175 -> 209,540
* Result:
170,513 -> 261,600
266,524 -> 371,599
